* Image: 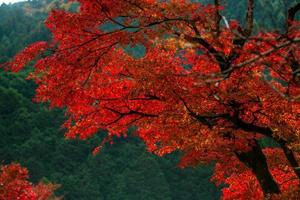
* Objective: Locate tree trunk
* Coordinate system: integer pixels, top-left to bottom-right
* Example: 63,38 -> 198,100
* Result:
278,139 -> 300,179
235,140 -> 280,196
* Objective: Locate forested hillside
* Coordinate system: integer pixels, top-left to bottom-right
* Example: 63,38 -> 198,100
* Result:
1,0 -> 299,199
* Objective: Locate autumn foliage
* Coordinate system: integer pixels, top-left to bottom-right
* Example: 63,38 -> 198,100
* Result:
6,0 -> 300,199
0,163 -> 60,200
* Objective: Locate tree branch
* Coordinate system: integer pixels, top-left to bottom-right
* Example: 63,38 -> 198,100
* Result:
181,34 -> 227,70
227,37 -> 300,72
244,0 -> 254,37
226,0 -> 254,72
214,0 -> 222,36
288,3 -> 300,28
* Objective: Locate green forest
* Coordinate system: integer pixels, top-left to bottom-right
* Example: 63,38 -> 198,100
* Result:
0,0 -> 299,199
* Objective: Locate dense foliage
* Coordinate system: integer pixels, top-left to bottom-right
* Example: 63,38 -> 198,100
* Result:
0,71 -> 220,200
0,163 -> 59,200
7,0 -> 300,199
0,1 -> 220,199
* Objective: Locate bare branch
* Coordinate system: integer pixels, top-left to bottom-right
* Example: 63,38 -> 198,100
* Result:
288,3 -> 300,28
244,0 -> 254,37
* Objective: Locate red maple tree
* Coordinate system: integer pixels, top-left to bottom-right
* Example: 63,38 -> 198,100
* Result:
5,0 -> 300,198
0,163 -> 60,200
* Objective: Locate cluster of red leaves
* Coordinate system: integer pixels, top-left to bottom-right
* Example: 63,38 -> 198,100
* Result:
8,42 -> 48,72
211,148 -> 300,199
0,163 -> 60,200
6,0 -> 300,198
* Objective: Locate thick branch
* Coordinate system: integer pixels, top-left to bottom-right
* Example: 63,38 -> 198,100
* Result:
182,34 -> 227,71
214,0 -> 222,36
278,139 -> 300,179
235,139 -> 280,195
228,110 -> 300,180
244,0 -> 254,37
230,111 -> 272,137
285,3 -> 300,83
189,105 -> 300,181
288,3 -> 300,27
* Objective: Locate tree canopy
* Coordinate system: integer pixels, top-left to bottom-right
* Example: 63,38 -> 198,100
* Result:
6,0 -> 300,199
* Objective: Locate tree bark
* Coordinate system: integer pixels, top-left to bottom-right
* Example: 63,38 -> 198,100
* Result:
235,140 -> 280,196
278,139 -> 300,179
229,112 -> 300,181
